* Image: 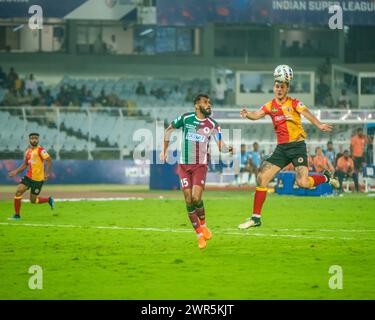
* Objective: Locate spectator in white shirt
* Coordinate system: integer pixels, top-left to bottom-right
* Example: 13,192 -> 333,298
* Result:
214,78 -> 226,106
25,74 -> 37,92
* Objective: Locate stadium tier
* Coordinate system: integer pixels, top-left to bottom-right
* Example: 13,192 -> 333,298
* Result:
1,106 -> 373,160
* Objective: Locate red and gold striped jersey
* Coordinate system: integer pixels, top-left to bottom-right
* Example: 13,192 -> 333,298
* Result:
24,146 -> 50,181
261,97 -> 307,145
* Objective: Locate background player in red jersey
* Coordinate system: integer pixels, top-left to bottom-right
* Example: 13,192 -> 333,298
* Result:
238,65 -> 339,229
7,133 -> 54,220
160,94 -> 233,249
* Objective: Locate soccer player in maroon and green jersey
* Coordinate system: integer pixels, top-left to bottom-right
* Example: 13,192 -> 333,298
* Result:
160,94 -> 233,249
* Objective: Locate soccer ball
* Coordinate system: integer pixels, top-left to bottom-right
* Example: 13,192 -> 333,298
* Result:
273,65 -> 294,83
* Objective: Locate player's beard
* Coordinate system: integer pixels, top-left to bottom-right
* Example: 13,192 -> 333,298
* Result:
30,141 -> 38,147
200,106 -> 212,116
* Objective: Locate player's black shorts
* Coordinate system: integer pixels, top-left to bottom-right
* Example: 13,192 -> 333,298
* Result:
266,141 -> 308,169
20,176 -> 44,195
353,156 -> 365,172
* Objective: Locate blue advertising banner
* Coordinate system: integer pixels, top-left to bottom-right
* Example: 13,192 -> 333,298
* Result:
0,160 -> 149,185
157,0 -> 375,26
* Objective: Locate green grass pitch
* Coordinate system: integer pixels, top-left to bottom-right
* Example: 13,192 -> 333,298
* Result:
0,187 -> 375,300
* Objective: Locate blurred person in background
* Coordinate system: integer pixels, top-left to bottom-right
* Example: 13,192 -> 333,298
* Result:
107,35 -> 118,54
336,89 -> 352,109
313,146 -> 334,173
336,150 -> 356,193
248,142 -> 262,183
214,78 -> 226,106
351,128 -> 370,192
135,82 -> 147,96
25,74 -> 38,92
234,144 -> 250,185
0,66 -> 6,88
7,67 -> 18,90
324,141 -> 336,167
4,87 -> 19,106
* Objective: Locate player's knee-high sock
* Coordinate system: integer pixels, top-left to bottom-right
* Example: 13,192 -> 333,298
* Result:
36,197 -> 49,204
14,196 -> 22,216
253,187 -> 267,219
308,175 -> 328,188
187,205 -> 202,236
195,201 -> 206,226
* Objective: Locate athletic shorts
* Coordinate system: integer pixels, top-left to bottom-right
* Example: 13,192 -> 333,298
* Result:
266,141 -> 308,169
178,164 -> 208,190
353,156 -> 365,172
21,176 -> 44,195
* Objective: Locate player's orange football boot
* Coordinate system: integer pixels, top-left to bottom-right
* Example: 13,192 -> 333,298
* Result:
198,235 -> 207,249
201,226 -> 212,240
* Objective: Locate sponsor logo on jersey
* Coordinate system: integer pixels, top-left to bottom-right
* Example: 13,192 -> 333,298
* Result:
186,132 -> 206,143
272,107 -> 278,113
274,115 -> 286,122
185,124 -> 196,129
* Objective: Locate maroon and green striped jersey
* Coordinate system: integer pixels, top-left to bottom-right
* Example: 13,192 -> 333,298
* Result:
169,112 -> 222,164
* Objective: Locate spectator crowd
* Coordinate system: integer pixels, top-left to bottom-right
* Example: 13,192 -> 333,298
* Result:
232,128 -> 372,193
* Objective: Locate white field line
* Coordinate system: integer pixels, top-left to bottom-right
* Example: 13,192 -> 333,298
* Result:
223,228 -> 375,233
19,197 -> 145,202
0,222 -> 361,240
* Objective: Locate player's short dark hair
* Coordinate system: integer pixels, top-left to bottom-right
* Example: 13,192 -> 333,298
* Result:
29,133 -> 40,138
194,94 -> 210,105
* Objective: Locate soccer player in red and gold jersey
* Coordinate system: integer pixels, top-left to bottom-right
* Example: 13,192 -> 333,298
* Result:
7,133 -> 54,220
238,66 -> 339,229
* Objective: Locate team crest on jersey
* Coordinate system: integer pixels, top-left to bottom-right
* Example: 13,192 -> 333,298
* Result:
282,106 -> 291,113
298,157 -> 304,163
203,127 -> 210,134
271,107 -> 278,113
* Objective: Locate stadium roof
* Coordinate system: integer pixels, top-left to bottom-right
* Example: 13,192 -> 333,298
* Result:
65,0 -> 136,21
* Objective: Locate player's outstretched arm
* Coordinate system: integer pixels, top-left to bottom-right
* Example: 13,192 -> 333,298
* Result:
240,108 -> 266,121
8,163 -> 27,177
160,125 -> 175,162
300,108 -> 332,132
45,157 -> 52,181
